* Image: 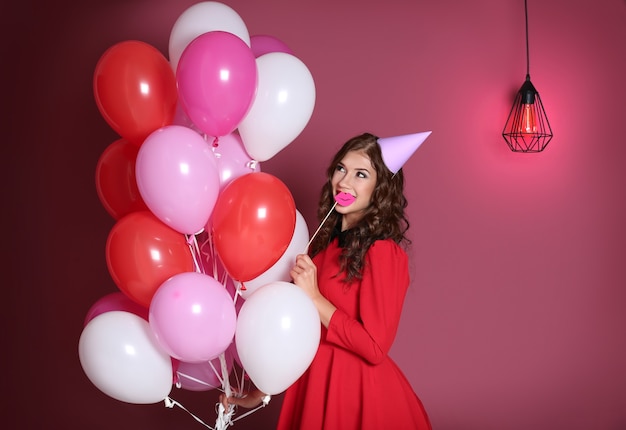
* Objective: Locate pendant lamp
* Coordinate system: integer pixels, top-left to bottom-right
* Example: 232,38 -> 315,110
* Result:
502,0 -> 553,153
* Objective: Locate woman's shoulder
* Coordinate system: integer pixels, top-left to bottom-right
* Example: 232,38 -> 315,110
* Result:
362,239 -> 409,280
367,238 -> 408,260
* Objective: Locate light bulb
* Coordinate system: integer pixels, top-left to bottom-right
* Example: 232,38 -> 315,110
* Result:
521,103 -> 537,134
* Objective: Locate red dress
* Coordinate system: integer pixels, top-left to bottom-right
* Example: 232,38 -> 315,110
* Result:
277,238 -> 431,430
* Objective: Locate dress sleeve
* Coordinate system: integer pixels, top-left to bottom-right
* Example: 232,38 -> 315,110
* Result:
324,240 -> 410,365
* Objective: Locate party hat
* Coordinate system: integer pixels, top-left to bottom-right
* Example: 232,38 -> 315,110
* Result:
377,131 -> 432,174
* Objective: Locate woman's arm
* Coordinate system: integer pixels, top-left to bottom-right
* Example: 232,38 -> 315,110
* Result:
292,240 -> 410,365
324,240 -> 410,365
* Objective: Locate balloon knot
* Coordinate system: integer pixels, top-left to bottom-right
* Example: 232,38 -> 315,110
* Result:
213,137 -> 219,147
246,160 -> 258,170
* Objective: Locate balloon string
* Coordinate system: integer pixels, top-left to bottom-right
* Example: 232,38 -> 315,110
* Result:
186,234 -> 205,274
176,371 -> 219,389
206,360 -> 223,388
164,397 -> 215,429
173,370 -> 181,388
219,352 -> 231,398
200,231 -> 219,279
305,201 -> 337,252
215,350 -> 235,429
232,284 -> 241,308
230,401 -> 269,424
234,363 -> 245,394
165,394 -> 267,430
218,366 -> 268,425
215,403 -> 235,430
165,395 -> 267,430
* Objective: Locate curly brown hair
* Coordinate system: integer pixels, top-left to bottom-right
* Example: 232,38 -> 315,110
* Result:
309,132 -> 410,282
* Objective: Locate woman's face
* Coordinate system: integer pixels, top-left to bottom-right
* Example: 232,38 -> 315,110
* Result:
331,150 -> 377,230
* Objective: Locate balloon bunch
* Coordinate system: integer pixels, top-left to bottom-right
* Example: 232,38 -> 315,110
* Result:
80,2 -> 320,427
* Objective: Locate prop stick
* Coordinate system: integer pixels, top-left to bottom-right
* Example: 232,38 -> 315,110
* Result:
304,192 -> 355,251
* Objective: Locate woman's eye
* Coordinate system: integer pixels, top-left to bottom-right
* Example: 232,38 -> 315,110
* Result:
336,165 -> 345,173
357,171 -> 367,178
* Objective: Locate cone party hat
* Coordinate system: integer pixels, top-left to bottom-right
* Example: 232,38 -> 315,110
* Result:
377,131 -> 432,174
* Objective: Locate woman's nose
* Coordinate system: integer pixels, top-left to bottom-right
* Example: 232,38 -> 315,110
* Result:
337,173 -> 350,188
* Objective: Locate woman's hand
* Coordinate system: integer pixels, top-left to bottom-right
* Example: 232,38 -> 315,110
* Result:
219,388 -> 267,410
290,254 -> 337,328
290,254 -> 320,300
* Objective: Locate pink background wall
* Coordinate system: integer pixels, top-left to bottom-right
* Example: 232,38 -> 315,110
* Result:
3,0 -> 625,429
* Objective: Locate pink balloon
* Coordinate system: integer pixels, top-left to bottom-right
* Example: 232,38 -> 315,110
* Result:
250,34 -> 293,58
149,272 -> 237,363
84,292 -> 149,326
211,132 -> 261,191
177,31 -> 257,137
176,349 -> 234,391
136,125 -> 220,235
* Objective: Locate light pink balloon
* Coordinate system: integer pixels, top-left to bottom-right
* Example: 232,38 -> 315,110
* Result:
250,34 -> 293,58
149,272 -> 237,363
84,292 -> 149,326
177,31 -> 257,137
136,125 -> 220,235
176,349 -> 234,391
211,132 -> 261,191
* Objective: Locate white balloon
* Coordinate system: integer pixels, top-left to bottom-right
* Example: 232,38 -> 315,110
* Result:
238,210 -> 309,299
239,52 -> 316,162
168,1 -> 251,71
78,311 -> 173,404
235,282 -> 320,395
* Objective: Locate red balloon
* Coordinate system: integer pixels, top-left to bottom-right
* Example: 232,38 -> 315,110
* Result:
106,211 -> 194,307
95,138 -> 148,219
94,40 -> 178,145
212,172 -> 296,282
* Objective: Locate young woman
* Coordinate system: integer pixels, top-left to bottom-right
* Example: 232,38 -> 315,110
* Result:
225,133 -> 432,429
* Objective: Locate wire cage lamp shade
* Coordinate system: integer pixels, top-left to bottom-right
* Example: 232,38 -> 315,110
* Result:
502,0 -> 553,153
502,74 -> 553,152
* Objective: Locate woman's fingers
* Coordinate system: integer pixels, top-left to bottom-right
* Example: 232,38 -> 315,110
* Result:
294,254 -> 315,273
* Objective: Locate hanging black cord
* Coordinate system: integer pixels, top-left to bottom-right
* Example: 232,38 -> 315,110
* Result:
525,0 -> 530,77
